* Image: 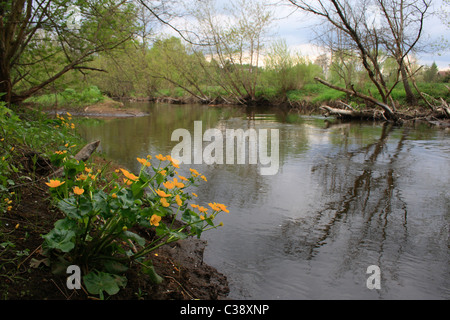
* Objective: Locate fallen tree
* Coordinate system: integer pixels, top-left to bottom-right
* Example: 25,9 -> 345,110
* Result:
315,77 -> 450,124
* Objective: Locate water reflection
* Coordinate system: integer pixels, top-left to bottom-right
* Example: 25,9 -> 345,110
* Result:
77,103 -> 450,300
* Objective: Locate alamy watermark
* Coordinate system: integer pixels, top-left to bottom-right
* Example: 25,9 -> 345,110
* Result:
170,121 -> 279,176
366,265 -> 381,290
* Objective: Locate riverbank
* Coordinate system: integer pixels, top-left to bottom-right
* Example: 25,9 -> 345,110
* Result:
0,105 -> 230,300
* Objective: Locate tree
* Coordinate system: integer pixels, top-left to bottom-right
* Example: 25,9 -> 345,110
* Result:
189,0 -> 274,104
264,39 -> 322,95
288,0 -> 432,120
423,62 -> 439,82
0,0 -> 136,104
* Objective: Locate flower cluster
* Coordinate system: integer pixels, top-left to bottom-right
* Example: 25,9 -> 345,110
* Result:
42,148 -> 229,299
55,112 -> 76,130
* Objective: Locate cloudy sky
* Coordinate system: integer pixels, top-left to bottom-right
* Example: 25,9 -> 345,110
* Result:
162,0 -> 449,70
268,0 -> 449,70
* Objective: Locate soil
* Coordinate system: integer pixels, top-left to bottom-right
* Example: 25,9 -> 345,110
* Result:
0,151 -> 229,300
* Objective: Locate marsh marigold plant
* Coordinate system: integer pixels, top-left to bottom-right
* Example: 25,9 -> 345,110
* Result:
41,149 -> 228,299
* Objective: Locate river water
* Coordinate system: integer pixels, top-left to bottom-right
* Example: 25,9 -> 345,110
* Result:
77,102 -> 449,300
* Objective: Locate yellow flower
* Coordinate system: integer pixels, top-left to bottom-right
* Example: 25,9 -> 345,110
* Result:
189,168 -> 200,177
120,168 -> 138,181
208,202 -> 220,211
15,223 -> 19,229
122,226 -> 128,231
159,169 -> 167,176
123,178 -> 133,185
66,112 -> 72,117
178,175 -> 188,182
7,206 -> 12,211
191,204 -> 198,209
200,215 -> 205,220
73,186 -> 84,195
85,167 -> 92,173
70,123 -> 75,129
150,214 -> 162,226
155,154 -> 167,161
173,178 -> 184,189
170,157 -> 180,168
64,143 -> 69,147
217,203 -> 229,213
175,194 -> 182,206
160,198 -> 170,207
201,175 -> 207,182
45,179 -> 65,188
137,157 -> 151,167
156,189 -> 171,198
163,181 -> 175,190
192,193 -> 198,197
147,155 -> 152,159
77,174 -> 87,181
111,193 -> 117,199
198,206 -> 208,213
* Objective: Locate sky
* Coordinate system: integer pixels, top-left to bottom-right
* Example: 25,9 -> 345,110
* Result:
161,0 -> 450,70
268,0 -> 450,70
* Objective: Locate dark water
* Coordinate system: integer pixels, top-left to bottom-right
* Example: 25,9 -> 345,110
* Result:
77,102 -> 450,300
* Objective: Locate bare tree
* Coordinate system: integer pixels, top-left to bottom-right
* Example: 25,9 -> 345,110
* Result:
288,0 -> 433,120
189,0 -> 274,104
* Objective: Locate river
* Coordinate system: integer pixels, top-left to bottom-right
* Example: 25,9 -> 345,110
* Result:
77,102 -> 450,300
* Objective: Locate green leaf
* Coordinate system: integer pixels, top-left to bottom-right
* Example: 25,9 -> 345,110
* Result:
83,271 -> 127,299
92,190 -> 109,215
103,260 -> 129,274
141,260 -> 163,284
122,231 -> 146,247
57,198 -> 81,220
156,173 -> 165,185
54,218 -> 77,230
131,180 -> 144,198
42,228 -> 75,253
78,196 -> 94,217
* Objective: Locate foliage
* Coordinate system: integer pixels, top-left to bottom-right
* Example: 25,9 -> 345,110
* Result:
25,86 -> 104,108
262,40 -> 323,95
0,99 -> 81,214
41,150 -> 228,299
1,0 -> 138,103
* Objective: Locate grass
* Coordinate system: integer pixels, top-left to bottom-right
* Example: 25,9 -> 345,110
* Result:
24,86 -> 105,109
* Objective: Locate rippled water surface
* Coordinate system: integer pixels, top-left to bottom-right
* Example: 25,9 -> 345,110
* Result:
77,102 -> 450,300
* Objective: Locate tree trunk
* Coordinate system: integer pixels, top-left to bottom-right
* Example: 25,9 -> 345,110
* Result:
0,62 -> 12,103
400,64 -> 417,105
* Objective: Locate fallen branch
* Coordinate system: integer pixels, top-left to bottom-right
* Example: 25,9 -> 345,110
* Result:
314,77 -> 397,120
50,140 -> 101,177
320,105 -> 383,120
